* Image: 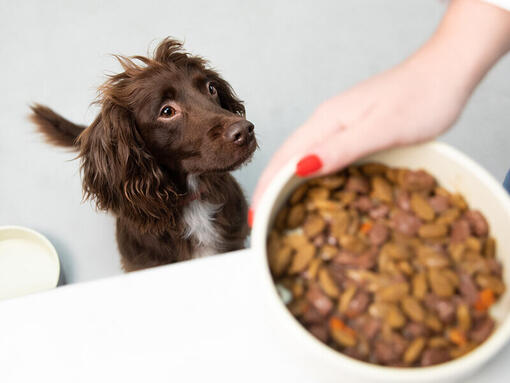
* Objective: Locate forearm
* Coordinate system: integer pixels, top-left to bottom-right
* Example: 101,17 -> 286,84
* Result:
409,0 -> 510,103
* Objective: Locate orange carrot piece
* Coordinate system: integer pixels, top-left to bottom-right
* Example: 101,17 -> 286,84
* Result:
360,221 -> 373,234
449,329 -> 467,346
329,317 -> 346,331
475,288 -> 495,312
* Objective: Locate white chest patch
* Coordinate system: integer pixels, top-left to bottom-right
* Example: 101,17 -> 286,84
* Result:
182,175 -> 223,258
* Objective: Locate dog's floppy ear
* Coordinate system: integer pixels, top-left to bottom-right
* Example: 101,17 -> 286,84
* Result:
78,100 -> 177,233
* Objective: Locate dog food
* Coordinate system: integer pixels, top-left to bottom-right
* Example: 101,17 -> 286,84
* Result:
267,163 -> 505,367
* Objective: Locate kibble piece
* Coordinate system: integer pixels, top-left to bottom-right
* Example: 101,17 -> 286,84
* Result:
413,273 -> 428,301
313,175 -> 345,189
267,230 -> 281,257
288,298 -> 308,317
369,302 -> 406,328
275,207 -> 289,230
378,282 -> 410,302
450,193 -> 468,211
291,280 -> 305,299
399,169 -> 436,192
337,191 -> 357,205
312,199 -> 342,213
361,163 -> 388,175
484,237 -> 496,258
345,176 -> 370,194
398,261 -> 414,276
303,214 -> 326,238
465,210 -> 489,237
288,242 -> 316,274
475,274 -> 505,295
403,337 -> 426,364
307,187 -> 330,202
436,208 -> 460,225
428,337 -> 449,348
465,236 -> 482,252
381,242 -> 410,260
318,268 -> 340,298
457,304 -> 471,332
289,183 -> 308,205
425,313 -> 443,332
386,305 -> 407,328
306,257 -> 322,280
428,269 -> 455,297
330,210 -> 350,239
339,234 -> 366,253
371,176 -> 394,203
331,327 -> 357,347
286,203 -> 306,229
411,193 -> 435,221
448,242 -> 466,263
319,244 -> 338,260
338,286 -> 357,314
417,246 -> 450,268
269,245 -> 293,276
441,269 -> 459,288
402,296 -> 425,322
283,232 -> 309,249
418,223 -> 448,239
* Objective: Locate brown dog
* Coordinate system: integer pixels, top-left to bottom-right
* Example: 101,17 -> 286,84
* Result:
30,38 -> 257,271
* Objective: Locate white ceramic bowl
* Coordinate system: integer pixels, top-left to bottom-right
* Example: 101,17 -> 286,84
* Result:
252,142 -> 510,383
0,225 -> 61,300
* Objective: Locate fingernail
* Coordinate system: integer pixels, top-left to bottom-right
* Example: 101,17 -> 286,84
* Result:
296,154 -> 322,177
248,208 -> 254,228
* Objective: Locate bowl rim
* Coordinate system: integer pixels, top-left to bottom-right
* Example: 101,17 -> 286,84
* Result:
252,141 -> 510,380
0,225 -> 61,292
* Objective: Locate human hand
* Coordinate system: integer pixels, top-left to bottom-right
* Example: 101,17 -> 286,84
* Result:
249,0 -> 510,225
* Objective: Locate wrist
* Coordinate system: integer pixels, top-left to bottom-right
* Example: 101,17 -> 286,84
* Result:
408,0 -> 510,105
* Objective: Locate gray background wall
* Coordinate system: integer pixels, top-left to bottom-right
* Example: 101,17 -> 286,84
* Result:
1,0 -> 509,283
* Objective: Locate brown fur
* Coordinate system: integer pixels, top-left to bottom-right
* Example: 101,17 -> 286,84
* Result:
30,38 -> 256,271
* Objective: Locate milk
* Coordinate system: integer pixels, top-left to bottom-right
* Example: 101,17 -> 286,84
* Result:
0,238 -> 59,300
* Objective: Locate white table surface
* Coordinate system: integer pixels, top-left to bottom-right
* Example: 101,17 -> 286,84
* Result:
1,249 -> 509,383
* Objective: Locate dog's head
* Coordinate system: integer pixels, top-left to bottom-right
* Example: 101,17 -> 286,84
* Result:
79,38 -> 256,231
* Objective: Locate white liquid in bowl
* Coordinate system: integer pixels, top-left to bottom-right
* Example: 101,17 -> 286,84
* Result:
0,233 -> 59,300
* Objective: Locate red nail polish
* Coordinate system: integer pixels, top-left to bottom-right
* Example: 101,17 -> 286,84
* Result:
248,208 -> 254,228
296,154 -> 322,177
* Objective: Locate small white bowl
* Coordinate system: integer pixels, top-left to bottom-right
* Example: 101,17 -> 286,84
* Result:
252,141 -> 510,382
0,225 -> 60,300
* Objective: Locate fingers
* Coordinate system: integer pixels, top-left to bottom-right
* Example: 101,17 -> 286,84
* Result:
250,112 -> 338,215
309,121 -> 397,176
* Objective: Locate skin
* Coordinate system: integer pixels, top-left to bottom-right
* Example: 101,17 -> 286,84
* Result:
251,0 -> 510,215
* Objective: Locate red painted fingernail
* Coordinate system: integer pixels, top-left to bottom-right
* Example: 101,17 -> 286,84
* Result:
296,154 -> 322,177
248,208 -> 254,228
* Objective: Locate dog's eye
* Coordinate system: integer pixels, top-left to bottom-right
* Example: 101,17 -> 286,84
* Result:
208,82 -> 217,96
160,106 -> 176,118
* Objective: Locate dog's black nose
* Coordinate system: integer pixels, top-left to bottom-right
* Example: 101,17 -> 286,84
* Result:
224,120 -> 254,146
